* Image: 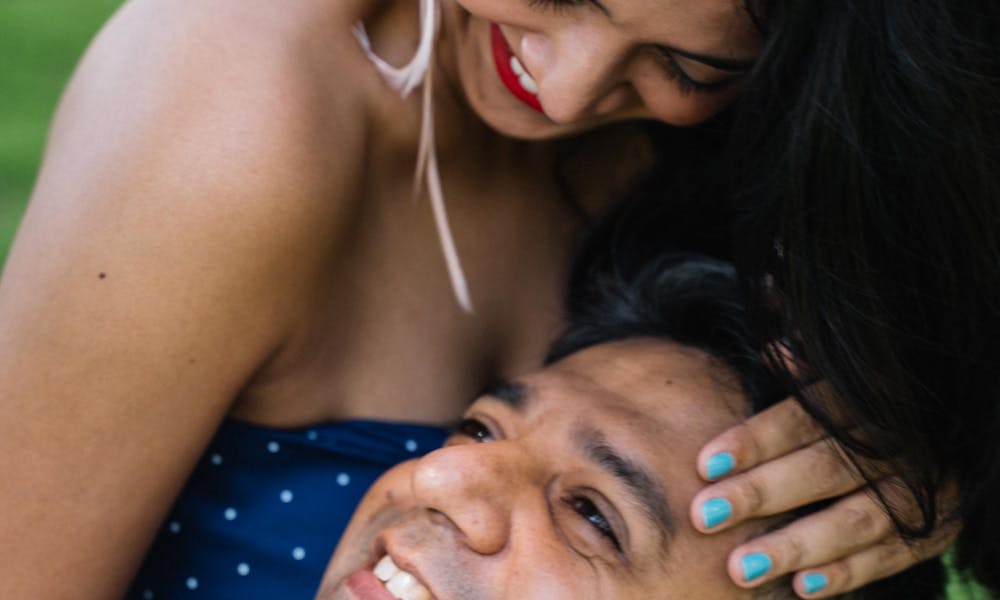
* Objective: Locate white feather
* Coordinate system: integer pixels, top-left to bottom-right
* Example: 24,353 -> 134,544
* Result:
353,0 -> 474,313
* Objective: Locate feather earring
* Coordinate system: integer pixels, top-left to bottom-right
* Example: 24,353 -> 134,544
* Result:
353,0 -> 474,313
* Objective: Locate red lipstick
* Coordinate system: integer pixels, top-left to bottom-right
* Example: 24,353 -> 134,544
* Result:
490,23 -> 544,113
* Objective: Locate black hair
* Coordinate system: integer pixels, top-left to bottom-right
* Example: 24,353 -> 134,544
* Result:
547,249 -> 784,412
720,0 -> 1000,591
552,237 -> 946,598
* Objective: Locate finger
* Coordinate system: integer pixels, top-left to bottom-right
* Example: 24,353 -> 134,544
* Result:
691,438 -> 866,533
721,489 -> 896,588
789,518 -> 960,598
697,397 -> 826,482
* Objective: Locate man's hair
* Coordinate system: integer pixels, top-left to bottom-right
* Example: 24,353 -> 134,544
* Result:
549,247 -> 946,599
547,251 -> 784,413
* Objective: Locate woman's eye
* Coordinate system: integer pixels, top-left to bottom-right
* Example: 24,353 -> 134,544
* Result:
528,0 -> 586,8
456,418 -> 495,443
652,48 -> 735,95
528,0 -> 600,14
660,57 -> 714,94
570,496 -> 622,553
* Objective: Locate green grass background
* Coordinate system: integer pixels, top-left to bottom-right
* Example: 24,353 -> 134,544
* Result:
0,3 -> 994,598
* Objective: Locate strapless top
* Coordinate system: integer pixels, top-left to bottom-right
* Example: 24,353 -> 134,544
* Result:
127,418 -> 449,599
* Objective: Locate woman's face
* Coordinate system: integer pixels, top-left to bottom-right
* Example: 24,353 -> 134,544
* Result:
440,0 -> 761,139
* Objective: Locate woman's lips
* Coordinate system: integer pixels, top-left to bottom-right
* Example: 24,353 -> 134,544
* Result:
490,23 -> 544,113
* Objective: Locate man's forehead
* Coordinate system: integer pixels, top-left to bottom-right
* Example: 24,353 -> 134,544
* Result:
537,339 -> 747,422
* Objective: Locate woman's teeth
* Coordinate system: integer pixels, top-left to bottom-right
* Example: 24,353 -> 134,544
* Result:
509,56 -> 539,95
373,555 -> 431,600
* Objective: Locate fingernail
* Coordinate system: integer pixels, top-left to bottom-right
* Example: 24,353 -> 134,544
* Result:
803,573 -> 828,594
706,452 -> 735,480
701,498 -> 732,529
741,553 -> 772,582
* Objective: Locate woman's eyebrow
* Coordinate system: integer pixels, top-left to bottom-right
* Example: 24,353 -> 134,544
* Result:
589,0 -> 755,73
574,426 -> 676,546
663,46 -> 756,72
587,0 -> 612,17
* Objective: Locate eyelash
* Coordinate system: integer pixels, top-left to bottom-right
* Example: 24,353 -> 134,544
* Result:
457,418 -> 623,553
655,50 -> 719,95
527,0 -> 588,10
457,418 -> 495,442
526,0 -> 722,95
568,495 -> 623,553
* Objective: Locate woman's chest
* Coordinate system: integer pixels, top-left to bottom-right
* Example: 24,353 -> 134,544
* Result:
230,163 -> 580,427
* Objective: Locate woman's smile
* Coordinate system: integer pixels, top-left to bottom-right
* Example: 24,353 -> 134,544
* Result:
490,24 -> 544,113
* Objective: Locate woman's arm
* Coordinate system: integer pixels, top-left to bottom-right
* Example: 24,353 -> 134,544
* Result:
0,1 -> 365,595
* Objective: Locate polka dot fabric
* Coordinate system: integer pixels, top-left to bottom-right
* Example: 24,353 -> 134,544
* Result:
128,419 -> 448,599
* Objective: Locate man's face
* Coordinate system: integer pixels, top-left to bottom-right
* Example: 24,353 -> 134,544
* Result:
317,338 -> 761,600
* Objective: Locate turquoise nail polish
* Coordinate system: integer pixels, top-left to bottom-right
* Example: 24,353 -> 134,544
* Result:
701,498 -> 732,529
706,452 -> 735,480
741,553 -> 772,582
803,573 -> 828,594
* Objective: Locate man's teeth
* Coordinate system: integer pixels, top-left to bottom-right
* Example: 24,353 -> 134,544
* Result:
509,56 -> 539,95
373,555 -> 431,600
386,571 -> 429,600
373,555 -> 398,581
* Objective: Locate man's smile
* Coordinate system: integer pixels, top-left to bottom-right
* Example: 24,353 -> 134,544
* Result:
373,555 -> 433,600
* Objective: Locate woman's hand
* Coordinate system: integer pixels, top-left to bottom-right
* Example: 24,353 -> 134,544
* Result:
689,396 -> 959,598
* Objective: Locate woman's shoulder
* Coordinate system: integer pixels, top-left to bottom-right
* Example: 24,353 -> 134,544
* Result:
30,0 -> 387,280
55,0 -> 376,196
16,0 -> 386,358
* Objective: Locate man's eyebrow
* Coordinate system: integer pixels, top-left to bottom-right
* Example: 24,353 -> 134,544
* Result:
575,426 -> 676,548
479,379 -> 527,410
587,0 -> 755,73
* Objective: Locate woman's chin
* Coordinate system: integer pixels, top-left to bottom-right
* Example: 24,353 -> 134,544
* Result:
481,114 -> 567,141
462,93 -> 583,141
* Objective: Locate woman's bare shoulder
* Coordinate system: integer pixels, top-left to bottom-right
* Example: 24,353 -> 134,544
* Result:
32,0 -> 380,288
51,0 -> 375,200
19,0 -> 383,369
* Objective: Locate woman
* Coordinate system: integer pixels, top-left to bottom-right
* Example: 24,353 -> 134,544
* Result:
0,0 -> 993,597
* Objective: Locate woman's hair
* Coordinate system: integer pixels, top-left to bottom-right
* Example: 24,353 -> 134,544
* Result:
688,0 -> 999,589
550,247 -> 946,600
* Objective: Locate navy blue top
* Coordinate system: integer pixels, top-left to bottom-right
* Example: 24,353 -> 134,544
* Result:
127,419 -> 449,600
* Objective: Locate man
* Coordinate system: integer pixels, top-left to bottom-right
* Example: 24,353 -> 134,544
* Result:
315,254 -> 944,600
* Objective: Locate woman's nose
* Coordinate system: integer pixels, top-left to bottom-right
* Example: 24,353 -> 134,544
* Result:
410,441 -> 540,555
519,28 -> 632,123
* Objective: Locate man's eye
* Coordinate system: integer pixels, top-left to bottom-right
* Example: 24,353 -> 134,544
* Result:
456,418 -> 495,442
570,496 -> 622,553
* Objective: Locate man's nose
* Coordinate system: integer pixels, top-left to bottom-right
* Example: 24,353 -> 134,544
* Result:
519,28 -> 633,123
410,441 -> 540,555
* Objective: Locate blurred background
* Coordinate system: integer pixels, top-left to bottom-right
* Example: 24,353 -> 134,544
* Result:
0,0 -> 120,263
0,2 -> 992,598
